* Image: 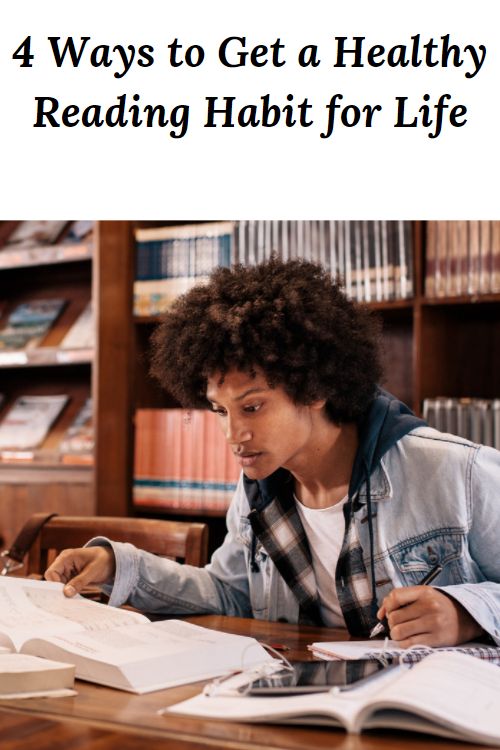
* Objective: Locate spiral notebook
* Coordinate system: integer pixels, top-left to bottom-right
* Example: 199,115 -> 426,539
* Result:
308,640 -> 500,665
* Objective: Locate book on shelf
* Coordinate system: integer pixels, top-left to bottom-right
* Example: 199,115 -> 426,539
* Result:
134,221 -> 233,316
233,220 -> 411,302
133,408 -> 240,512
135,220 -> 414,315
0,653 -> 75,698
0,576 -> 271,694
61,220 -> 94,243
423,396 -> 500,450
0,394 -> 68,451
59,397 -> 94,463
0,298 -> 66,351
425,220 -> 500,298
166,651 -> 500,746
4,221 -> 69,248
59,301 -> 94,349
0,221 -> 94,267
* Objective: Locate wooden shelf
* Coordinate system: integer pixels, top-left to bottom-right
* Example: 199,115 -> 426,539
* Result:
0,242 -> 92,270
422,293 -> 500,307
0,222 -> 99,549
0,348 -> 93,368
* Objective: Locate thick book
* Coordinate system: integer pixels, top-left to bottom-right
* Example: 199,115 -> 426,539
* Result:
167,651 -> 500,746
0,394 -> 68,449
0,653 -> 75,697
0,577 -> 271,694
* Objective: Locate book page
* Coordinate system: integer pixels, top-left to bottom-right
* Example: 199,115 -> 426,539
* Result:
362,652 -> 500,742
0,577 -> 148,651
166,688 -> 354,727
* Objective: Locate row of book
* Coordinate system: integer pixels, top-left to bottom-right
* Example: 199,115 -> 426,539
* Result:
0,394 -> 93,463
134,222 -> 233,316
0,299 -> 94,359
426,221 -> 500,298
423,397 -> 500,450
133,409 -> 240,512
133,220 -> 414,315
0,220 -> 94,268
233,220 -> 413,303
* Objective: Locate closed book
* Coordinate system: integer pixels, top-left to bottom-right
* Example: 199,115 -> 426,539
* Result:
0,653 -> 75,697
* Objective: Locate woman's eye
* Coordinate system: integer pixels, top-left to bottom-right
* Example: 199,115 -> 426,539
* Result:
212,408 -> 226,416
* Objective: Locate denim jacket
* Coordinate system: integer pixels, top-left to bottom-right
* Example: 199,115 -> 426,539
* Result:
91,424 -> 500,644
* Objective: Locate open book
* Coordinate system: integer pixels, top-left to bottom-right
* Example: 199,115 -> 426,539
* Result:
167,651 -> 500,746
0,577 -> 271,694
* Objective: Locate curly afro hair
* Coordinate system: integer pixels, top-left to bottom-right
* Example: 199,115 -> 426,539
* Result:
150,257 -> 383,422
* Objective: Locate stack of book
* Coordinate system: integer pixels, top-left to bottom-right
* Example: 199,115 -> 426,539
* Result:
423,396 -> 500,449
133,220 -> 414,316
133,408 -> 240,512
425,221 -> 500,298
134,222 -> 234,315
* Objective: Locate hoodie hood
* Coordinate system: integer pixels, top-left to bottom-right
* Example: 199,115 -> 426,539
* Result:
348,389 -> 426,500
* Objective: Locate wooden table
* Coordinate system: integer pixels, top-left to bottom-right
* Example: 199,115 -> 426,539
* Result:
0,615 -> 486,749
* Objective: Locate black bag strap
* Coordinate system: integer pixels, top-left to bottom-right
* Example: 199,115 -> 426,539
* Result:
1,512 -> 58,575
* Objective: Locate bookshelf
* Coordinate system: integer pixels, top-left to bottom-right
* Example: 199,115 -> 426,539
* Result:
0,221 -> 137,552
1,220 -> 499,556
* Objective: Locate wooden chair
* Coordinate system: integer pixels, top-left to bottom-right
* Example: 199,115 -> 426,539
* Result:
24,514 -> 209,576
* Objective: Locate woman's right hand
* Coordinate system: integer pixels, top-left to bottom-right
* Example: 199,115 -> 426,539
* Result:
44,546 -> 116,597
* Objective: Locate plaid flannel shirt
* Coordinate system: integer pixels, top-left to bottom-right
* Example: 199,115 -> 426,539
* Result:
245,471 -> 378,635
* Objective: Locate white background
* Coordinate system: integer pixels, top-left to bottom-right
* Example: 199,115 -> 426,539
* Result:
0,0 -> 498,218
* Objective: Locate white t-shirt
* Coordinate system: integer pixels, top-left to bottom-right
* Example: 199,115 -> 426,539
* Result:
295,496 -> 347,628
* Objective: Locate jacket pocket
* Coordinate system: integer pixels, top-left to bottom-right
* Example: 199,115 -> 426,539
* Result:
390,531 -> 468,586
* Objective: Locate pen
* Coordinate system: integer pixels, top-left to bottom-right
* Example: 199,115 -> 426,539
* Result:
369,563 -> 443,639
